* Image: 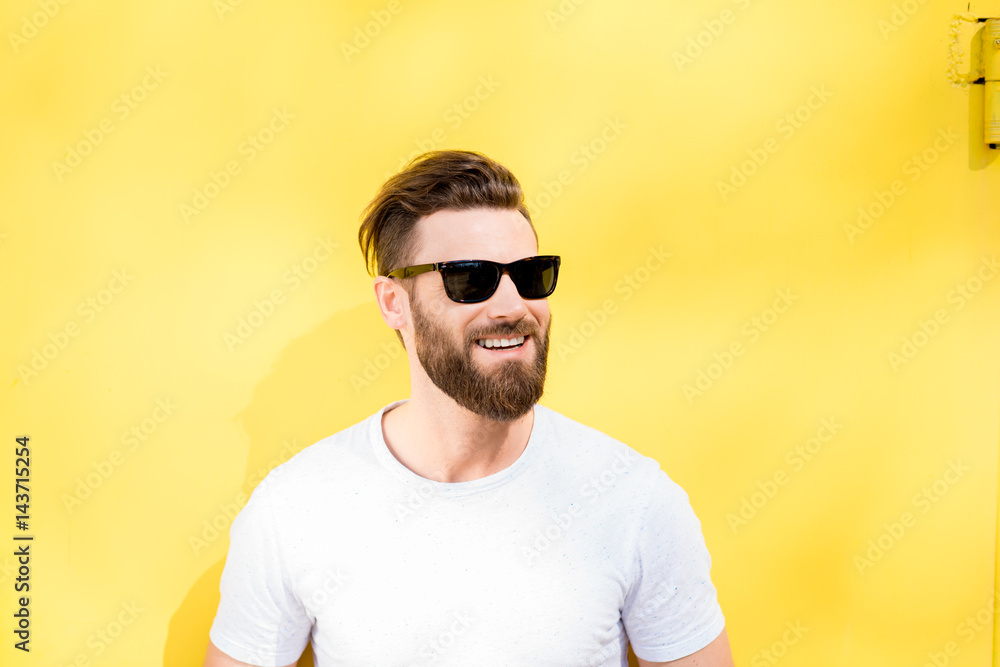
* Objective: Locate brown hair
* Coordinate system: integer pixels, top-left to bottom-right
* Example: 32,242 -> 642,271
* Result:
358,149 -> 536,278
358,150 -> 537,347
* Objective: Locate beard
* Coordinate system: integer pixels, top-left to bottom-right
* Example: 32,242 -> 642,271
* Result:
409,288 -> 550,423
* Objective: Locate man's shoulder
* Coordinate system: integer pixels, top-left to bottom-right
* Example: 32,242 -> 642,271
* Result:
536,404 -> 676,490
535,405 -> 699,537
259,409 -> 379,496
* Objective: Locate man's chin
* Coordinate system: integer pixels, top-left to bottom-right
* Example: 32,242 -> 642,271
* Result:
464,397 -> 536,423
416,334 -> 546,420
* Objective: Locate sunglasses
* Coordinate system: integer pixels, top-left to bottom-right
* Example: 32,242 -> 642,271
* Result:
387,255 -> 561,304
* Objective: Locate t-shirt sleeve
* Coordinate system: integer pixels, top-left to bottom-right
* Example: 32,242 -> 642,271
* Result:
621,469 -> 726,663
209,477 -> 313,666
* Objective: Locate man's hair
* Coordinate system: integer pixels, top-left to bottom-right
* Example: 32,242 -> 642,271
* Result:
358,149 -> 536,278
358,149 -> 537,348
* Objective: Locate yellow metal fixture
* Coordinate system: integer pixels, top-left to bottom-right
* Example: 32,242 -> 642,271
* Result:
986,18 -> 1000,147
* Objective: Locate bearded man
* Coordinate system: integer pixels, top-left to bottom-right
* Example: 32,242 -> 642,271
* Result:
205,149 -> 733,667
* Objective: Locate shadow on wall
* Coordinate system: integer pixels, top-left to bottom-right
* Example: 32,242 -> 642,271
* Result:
162,300 -> 406,666
159,299 -> 644,667
164,559 -> 316,666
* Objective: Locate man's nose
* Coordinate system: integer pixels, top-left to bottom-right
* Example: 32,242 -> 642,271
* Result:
486,272 -> 529,314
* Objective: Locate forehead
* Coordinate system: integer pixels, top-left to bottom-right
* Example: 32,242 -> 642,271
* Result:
411,208 -> 537,264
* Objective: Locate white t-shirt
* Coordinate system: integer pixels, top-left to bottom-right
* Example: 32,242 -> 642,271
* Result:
209,399 -> 725,666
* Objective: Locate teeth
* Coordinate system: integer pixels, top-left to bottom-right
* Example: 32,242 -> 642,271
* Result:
477,335 -> 525,349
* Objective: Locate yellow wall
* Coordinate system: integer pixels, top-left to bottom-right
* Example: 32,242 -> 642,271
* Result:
2,1 -> 998,665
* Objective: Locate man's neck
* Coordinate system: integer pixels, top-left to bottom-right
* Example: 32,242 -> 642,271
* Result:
381,396 -> 535,483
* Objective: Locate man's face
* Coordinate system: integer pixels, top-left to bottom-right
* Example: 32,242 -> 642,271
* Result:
404,208 -> 552,423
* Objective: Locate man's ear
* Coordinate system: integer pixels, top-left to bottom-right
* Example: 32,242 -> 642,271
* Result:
373,276 -> 409,333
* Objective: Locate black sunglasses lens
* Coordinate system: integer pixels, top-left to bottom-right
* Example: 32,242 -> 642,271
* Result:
511,257 -> 558,298
442,262 -> 499,302
443,257 -> 559,302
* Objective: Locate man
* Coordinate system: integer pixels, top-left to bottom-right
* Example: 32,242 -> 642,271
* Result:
205,150 -> 733,666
